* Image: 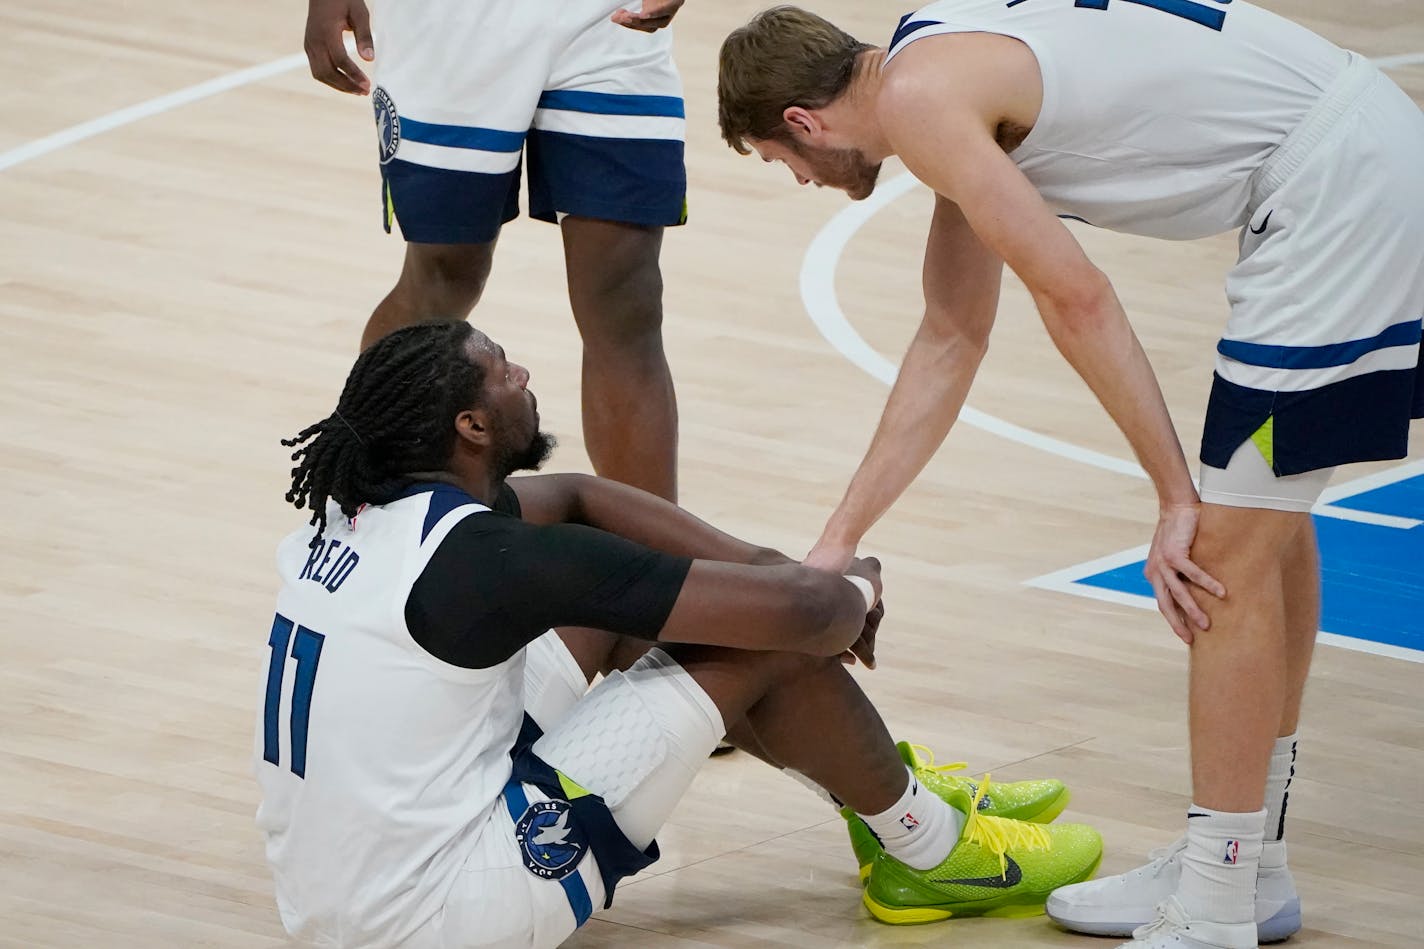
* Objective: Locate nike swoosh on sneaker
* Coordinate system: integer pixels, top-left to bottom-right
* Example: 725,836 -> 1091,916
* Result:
932,854 -> 1023,888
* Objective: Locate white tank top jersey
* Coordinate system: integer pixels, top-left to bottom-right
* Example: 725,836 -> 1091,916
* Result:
886,0 -> 1351,240
254,492 -> 523,948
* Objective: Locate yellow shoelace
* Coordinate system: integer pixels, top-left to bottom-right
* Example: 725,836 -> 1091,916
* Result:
961,774 -> 1054,879
906,743 -> 970,776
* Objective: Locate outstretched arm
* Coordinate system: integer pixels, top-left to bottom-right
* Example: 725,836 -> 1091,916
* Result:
877,50 -> 1223,639
806,195 -> 1002,571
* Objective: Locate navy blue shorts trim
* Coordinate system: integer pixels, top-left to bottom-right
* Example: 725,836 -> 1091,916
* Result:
380,159 -> 520,245
509,714 -> 659,908
1201,344 -> 1423,475
527,130 -> 687,228
379,134 -> 686,244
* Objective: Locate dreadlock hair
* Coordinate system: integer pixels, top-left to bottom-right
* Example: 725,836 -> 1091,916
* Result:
282,321 -> 486,541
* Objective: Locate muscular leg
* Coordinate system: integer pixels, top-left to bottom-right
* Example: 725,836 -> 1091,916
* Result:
534,645 -> 909,846
674,647 -> 906,813
561,217 -> 678,501
1278,518 -> 1319,736
362,241 -> 498,350
1188,504 -> 1307,811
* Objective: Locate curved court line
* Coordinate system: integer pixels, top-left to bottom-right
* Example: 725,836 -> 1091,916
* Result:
0,53 -> 306,173
799,172 -> 1152,479
800,50 -> 1424,482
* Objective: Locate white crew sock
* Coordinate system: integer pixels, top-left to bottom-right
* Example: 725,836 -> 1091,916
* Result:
855,765 -> 963,871
1178,805 -> 1266,924
1264,732 -> 1298,843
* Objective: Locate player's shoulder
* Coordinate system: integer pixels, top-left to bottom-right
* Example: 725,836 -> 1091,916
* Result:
877,33 -> 1039,146
879,34 -> 1015,119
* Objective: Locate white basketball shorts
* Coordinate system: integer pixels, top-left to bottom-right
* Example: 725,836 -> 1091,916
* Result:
405,641 -> 723,949
369,0 -> 687,244
1201,53 -> 1424,486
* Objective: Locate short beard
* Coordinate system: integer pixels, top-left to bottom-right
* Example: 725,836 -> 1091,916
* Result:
791,141 -> 882,200
493,430 -> 556,482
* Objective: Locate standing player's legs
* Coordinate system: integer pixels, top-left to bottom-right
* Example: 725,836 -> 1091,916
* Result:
530,16 -> 688,502
563,218 -> 678,500
1186,504 -> 1300,815
1053,58 -> 1424,948
362,241 -> 498,350
361,0 -> 560,350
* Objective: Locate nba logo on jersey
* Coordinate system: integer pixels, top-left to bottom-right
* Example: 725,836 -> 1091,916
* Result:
514,800 -> 589,881
1223,840 -> 1240,865
372,88 -> 400,165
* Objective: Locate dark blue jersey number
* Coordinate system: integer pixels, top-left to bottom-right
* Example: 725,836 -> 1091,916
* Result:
262,613 -> 326,778
1074,0 -> 1231,31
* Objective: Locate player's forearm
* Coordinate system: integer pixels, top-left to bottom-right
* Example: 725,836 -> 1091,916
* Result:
820,318 -> 987,548
1038,285 -> 1198,509
659,562 -> 867,656
570,475 -> 790,565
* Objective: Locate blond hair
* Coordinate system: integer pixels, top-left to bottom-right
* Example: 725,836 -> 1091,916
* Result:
717,6 -> 873,154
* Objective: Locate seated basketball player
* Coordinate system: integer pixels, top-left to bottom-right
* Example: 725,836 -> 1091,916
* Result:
254,321 -> 1102,948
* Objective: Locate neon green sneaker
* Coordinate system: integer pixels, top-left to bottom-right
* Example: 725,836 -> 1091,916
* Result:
862,779 -> 1102,925
842,742 -> 1072,881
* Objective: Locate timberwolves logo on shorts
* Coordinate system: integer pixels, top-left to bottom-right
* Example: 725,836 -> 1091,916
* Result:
373,87 -> 400,165
514,800 -> 588,881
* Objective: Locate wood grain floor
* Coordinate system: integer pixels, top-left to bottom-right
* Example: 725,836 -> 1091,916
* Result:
2,1 -> 1421,946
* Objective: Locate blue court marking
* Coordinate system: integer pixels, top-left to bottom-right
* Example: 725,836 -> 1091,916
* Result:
1029,468 -> 1424,661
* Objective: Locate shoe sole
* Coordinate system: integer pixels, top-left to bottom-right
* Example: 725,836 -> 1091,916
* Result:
1046,897 -> 1302,943
863,853 -> 1103,925
853,788 -> 1073,885
1024,786 -> 1071,825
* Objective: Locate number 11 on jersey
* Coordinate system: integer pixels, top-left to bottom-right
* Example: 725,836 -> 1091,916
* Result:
263,613 -> 326,778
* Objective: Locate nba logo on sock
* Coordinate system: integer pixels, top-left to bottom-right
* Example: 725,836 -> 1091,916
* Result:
1223,839 -> 1240,865
900,812 -> 920,831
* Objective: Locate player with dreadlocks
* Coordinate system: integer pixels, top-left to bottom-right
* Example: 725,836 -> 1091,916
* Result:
256,321 -> 1102,948
282,320 -> 552,542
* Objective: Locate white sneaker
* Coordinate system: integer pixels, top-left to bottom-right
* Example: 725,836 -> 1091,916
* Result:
1117,896 -> 1258,948
1047,838 -> 1301,943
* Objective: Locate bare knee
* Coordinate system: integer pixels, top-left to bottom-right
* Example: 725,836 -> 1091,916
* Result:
395,242 -> 496,319
1193,504 -> 1309,573
564,221 -> 665,353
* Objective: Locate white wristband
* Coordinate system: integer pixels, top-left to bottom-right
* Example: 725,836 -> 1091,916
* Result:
844,575 -> 878,612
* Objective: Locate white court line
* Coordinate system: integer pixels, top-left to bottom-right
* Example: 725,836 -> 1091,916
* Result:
0,53 -> 306,173
799,171 -> 1150,479
1025,463 -> 1424,663
1374,51 -> 1424,69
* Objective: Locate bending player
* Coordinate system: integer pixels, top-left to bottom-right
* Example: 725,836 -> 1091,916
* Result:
254,321 -> 1102,947
716,6 -> 1424,949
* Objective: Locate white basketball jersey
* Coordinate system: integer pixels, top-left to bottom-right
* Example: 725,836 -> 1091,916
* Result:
254,487 -> 525,947
887,0 -> 1349,239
